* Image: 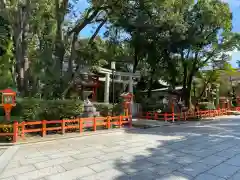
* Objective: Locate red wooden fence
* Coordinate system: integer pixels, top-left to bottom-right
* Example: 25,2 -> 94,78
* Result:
0,115 -> 131,143
140,108 -> 233,122
0,107 -> 238,143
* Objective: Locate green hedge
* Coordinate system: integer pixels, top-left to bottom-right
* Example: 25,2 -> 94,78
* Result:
0,98 -> 84,122
0,98 -> 123,122
199,102 -> 216,110
93,103 -> 122,116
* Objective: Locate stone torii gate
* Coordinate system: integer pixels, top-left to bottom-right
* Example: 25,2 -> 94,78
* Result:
98,67 -> 141,103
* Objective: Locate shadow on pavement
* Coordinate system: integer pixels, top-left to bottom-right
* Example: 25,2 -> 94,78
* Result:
111,117 -> 240,180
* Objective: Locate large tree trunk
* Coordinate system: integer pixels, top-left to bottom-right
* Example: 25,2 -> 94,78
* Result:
147,68 -> 156,98
14,1 -> 30,96
182,52 -> 199,109
67,33 -> 78,77
54,0 -> 67,77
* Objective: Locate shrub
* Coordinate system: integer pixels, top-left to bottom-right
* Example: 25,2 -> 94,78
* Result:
141,98 -> 164,112
93,103 -> 113,116
93,103 -> 123,116
0,98 -> 84,122
0,125 -> 13,141
39,99 -> 83,120
0,98 -> 124,122
199,102 -> 216,110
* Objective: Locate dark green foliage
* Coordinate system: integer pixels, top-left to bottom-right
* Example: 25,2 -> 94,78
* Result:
0,98 -> 123,122
199,102 -> 216,110
93,103 -> 123,116
140,97 -> 164,112
0,98 -> 83,122
93,103 -> 113,116
0,15 -> 11,57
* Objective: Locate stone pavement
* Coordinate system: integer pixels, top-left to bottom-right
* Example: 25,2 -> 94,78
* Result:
2,117 -> 240,180
0,148 -> 6,156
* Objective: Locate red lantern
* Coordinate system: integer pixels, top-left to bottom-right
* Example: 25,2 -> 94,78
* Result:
0,88 -> 16,121
121,93 -> 133,116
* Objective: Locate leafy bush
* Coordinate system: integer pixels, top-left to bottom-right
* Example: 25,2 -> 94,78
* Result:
112,103 -> 123,115
39,99 -> 84,120
0,98 -> 124,122
199,102 -> 216,110
0,98 -> 84,122
141,98 -> 164,112
0,125 -> 13,141
93,103 -> 113,116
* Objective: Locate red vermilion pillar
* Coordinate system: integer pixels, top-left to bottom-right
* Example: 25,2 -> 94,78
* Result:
171,99 -> 175,122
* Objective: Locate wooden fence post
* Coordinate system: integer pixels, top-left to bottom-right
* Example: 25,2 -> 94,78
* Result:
21,122 -> 25,139
172,112 -> 175,122
107,116 -> 111,129
13,121 -> 18,143
129,115 -> 132,128
177,113 -> 180,121
61,119 -> 65,134
119,116 -> 122,128
79,118 -> 83,133
146,112 -> 150,119
164,113 -> 167,122
154,112 -> 158,120
42,120 -> 46,137
93,117 -> 96,131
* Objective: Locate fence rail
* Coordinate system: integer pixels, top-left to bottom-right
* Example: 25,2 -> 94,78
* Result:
0,115 -> 131,143
140,108 -> 232,122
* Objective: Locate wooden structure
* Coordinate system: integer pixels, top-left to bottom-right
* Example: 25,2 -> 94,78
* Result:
0,88 -> 16,121
141,108 -> 229,122
219,97 -> 230,109
0,115 -> 131,143
74,73 -> 100,101
121,93 -> 134,116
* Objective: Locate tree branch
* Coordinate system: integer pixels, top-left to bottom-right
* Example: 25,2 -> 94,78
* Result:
0,0 -> 6,10
88,19 -> 107,44
197,71 -> 215,100
202,49 -> 217,65
67,6 -> 109,36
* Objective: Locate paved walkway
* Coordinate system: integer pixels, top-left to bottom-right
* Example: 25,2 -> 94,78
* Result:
2,117 -> 240,180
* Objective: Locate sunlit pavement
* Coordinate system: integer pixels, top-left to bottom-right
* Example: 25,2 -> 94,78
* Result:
2,117 -> 240,180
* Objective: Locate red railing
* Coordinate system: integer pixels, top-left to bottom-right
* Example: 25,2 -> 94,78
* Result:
0,115 -> 131,143
140,108 -> 232,122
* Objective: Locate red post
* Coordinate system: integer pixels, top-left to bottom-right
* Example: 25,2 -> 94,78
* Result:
61,119 -> 65,134
164,113 -> 167,122
119,115 -> 122,128
93,117 -> 96,131
154,112 -> 158,120
42,120 -> 46,137
13,121 -> 18,143
184,112 -> 186,121
21,122 -> 25,139
79,118 -> 83,133
129,115 -> 132,128
5,108 -> 11,121
146,112 -> 150,119
171,101 -> 174,114
107,116 -> 111,129
172,112 -> 175,122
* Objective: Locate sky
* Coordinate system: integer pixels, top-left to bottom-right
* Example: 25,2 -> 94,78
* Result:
76,0 -> 240,68
225,0 -> 240,68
